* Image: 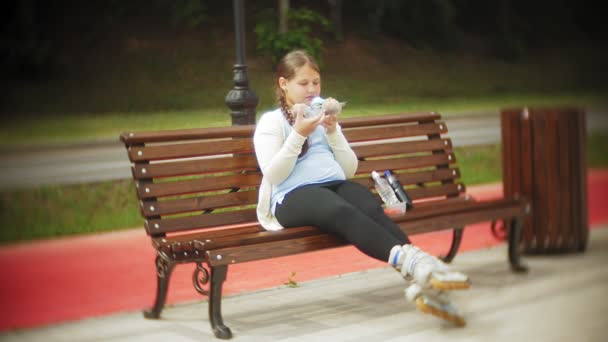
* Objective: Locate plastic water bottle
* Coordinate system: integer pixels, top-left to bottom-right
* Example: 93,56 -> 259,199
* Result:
384,170 -> 414,209
305,96 -> 325,117
371,171 -> 401,206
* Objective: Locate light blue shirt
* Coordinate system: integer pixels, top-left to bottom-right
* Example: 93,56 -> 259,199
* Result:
271,121 -> 346,214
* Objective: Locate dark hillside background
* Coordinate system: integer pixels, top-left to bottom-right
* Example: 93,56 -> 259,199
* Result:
1,0 -> 606,118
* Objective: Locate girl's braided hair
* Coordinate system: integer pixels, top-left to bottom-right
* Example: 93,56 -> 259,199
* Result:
275,50 -> 320,157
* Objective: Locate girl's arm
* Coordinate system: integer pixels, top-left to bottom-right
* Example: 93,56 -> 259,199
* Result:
327,124 -> 358,178
253,113 -> 306,185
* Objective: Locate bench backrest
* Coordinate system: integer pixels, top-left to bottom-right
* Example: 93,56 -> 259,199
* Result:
120,112 -> 464,238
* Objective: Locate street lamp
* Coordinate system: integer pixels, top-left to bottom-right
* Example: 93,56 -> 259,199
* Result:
225,0 -> 259,125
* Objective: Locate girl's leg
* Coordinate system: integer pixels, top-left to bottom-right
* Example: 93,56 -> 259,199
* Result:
275,184 -> 402,261
276,183 -> 469,326
331,181 -> 470,289
332,181 -> 411,244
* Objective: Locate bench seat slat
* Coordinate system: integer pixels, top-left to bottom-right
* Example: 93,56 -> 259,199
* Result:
152,197 -> 475,248
138,173 -> 262,199
396,201 -> 525,235
206,198 -> 525,266
343,123 -> 447,142
129,138 -> 254,162
146,209 -> 258,234
143,190 -> 258,217
132,154 -> 258,179
207,235 -> 346,266
153,225 -> 262,246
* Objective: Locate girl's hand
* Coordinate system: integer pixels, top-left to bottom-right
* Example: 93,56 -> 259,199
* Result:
292,103 -> 325,137
321,97 -> 341,134
322,112 -> 338,134
322,97 -> 342,116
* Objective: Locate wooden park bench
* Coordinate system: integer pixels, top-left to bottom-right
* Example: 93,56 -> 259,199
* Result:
120,112 -> 530,339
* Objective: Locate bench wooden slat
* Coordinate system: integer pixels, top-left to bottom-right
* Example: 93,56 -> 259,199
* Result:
396,168 -> 460,186
144,190 -> 258,217
207,234 -> 346,266
343,122 -> 447,142
120,112 -> 442,145
356,152 -> 455,174
396,201 -> 525,234
132,154 -> 258,180
128,138 -> 254,162
158,197 -> 476,252
407,183 -> 464,200
121,125 -> 255,144
137,173 -> 262,199
152,225 -> 263,246
171,198 -> 476,252
350,168 -> 460,189
339,112 -> 442,128
145,181 -> 463,228
145,209 -> 257,234
199,226 -> 329,251
352,138 -> 452,158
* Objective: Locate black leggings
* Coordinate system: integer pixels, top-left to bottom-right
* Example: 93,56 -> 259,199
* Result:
275,180 -> 410,261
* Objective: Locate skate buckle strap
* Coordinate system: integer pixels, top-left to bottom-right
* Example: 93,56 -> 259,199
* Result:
391,249 -> 403,267
407,250 -> 423,275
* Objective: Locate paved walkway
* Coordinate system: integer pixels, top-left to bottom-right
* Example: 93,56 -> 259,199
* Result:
3,227 -> 606,342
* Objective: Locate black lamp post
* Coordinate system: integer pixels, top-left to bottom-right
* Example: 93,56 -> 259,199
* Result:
225,0 -> 259,126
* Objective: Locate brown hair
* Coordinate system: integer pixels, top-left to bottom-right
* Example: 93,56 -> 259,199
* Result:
275,50 -> 320,157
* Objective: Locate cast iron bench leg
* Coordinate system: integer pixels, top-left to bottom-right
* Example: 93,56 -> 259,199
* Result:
440,227 -> 463,263
508,218 -> 528,272
144,255 -> 176,319
209,265 -> 232,339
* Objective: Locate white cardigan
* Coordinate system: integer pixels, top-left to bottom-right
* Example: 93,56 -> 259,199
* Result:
253,109 -> 358,230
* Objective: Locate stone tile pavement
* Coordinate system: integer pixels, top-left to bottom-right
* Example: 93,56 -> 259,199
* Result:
3,227 -> 606,342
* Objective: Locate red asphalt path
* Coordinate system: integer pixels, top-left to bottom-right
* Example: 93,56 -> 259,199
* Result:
1,169 -> 607,332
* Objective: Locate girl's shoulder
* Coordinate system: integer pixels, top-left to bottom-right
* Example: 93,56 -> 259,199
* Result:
257,108 -> 285,127
259,108 -> 283,121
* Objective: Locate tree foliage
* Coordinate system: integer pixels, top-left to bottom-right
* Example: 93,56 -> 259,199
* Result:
254,7 -> 332,64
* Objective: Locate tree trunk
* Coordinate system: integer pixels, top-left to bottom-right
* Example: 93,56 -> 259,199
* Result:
279,0 -> 289,34
328,0 -> 343,41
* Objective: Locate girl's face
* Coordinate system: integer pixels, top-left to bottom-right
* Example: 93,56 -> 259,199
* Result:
279,63 -> 321,106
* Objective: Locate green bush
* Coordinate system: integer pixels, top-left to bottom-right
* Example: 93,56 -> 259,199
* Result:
254,8 -> 332,64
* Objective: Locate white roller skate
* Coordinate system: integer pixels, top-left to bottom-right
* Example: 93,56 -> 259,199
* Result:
389,244 -> 469,326
389,244 -> 470,291
405,283 -> 466,327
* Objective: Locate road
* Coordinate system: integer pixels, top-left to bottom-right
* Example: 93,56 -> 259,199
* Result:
1,110 -> 606,190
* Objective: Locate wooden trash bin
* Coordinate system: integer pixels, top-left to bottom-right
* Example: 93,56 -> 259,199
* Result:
500,107 -> 588,253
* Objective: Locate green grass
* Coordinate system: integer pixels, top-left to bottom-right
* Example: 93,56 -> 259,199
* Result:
0,179 -> 140,243
2,92 -> 606,147
2,134 -> 606,244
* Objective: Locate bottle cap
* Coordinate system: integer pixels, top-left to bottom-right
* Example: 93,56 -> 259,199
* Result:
311,96 -> 325,108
